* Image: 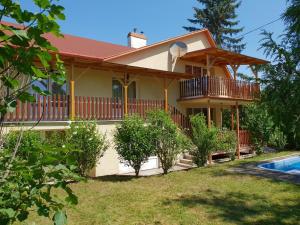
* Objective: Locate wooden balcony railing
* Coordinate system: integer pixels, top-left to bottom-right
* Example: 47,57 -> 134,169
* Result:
179,76 -> 259,100
4,94 -> 69,122
4,95 -> 189,129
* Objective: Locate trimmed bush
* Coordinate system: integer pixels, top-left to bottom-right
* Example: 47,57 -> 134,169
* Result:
190,113 -> 218,167
114,115 -> 155,176
147,110 -> 190,174
67,121 -> 108,176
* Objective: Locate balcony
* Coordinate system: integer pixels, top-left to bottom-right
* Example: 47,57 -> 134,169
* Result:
179,76 -> 259,101
4,95 -> 190,130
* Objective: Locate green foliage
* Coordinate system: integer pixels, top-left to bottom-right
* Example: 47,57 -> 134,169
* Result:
67,121 -> 108,176
268,127 -> 287,150
0,0 -> 66,119
114,115 -> 155,176
190,113 -> 218,167
147,110 -> 190,174
184,0 -> 245,52
4,130 -> 43,159
243,104 -> 274,153
258,0 -> 300,148
0,130 -> 80,225
217,129 -> 237,160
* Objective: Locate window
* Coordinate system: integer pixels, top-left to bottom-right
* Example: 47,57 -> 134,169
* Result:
31,78 -> 67,95
185,65 -> 207,77
112,79 -> 136,99
112,80 -> 123,98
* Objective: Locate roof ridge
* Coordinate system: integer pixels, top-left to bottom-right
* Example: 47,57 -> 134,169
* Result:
104,29 -> 214,61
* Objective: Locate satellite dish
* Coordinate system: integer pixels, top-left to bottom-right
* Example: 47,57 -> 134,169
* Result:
169,42 -> 188,61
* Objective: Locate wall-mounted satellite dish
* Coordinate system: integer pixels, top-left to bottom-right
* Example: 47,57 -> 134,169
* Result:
169,42 -> 188,62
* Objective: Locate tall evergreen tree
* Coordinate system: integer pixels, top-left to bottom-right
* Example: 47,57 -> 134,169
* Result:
184,0 -> 245,53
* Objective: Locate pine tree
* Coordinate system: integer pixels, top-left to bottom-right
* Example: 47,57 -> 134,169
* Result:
184,0 -> 245,53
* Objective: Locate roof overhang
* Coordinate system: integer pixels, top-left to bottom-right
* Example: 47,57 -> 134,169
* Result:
60,54 -> 194,80
180,48 -> 269,66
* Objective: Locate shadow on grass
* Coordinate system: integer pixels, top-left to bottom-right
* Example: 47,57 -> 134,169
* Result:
92,174 -> 139,182
162,190 -> 300,225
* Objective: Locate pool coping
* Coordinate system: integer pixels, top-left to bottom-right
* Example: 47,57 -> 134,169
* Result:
228,153 -> 300,185
258,155 -> 300,175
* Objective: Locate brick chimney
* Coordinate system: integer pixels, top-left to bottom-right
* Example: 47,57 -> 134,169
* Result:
127,29 -> 147,48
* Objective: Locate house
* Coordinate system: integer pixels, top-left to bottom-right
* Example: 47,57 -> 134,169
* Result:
4,26 -> 268,176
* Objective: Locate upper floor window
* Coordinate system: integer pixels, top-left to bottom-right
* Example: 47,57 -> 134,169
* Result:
185,65 -> 207,77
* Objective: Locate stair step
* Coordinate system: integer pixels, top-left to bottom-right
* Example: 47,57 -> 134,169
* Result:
176,162 -> 193,168
180,158 -> 193,165
183,153 -> 193,160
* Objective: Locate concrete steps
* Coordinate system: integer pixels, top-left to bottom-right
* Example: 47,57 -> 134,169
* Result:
176,153 -> 194,168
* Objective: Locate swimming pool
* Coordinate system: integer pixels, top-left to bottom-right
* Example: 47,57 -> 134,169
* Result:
259,155 -> 300,175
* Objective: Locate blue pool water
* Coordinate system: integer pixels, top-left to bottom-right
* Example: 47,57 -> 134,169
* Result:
259,156 -> 300,175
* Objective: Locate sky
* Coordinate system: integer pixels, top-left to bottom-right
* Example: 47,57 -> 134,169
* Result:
18,0 -> 288,74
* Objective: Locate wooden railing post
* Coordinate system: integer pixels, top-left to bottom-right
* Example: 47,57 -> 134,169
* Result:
69,63 -> 75,121
69,80 -> 75,120
124,85 -> 128,116
236,102 -> 240,159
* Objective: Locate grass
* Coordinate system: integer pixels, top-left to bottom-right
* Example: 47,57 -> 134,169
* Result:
26,151 -> 300,225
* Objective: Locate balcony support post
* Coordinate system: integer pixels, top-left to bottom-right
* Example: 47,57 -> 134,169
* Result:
124,73 -> 128,116
236,102 -> 240,159
164,78 -> 168,112
231,106 -> 234,130
69,63 -> 75,121
207,101 -> 212,164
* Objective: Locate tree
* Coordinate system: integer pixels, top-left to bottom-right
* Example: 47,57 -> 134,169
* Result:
258,0 -> 300,148
190,113 -> 218,167
0,1 -> 79,224
67,121 -> 108,176
0,0 -> 66,141
1,130 -> 81,225
184,0 -> 245,52
114,115 -> 155,177
147,110 -> 190,174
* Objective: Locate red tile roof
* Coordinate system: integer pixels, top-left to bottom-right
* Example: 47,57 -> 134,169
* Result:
44,33 -> 133,60
1,21 -> 133,60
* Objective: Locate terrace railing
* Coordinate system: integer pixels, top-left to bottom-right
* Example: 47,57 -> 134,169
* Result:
180,76 -> 259,100
4,94 -> 69,122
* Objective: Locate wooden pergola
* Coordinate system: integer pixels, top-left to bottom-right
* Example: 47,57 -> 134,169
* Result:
181,47 -> 269,160
181,47 -> 269,80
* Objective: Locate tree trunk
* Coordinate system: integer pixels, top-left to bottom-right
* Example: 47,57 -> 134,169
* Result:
134,165 -> 140,177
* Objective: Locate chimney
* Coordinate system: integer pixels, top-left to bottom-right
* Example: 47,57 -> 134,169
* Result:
128,28 -> 147,48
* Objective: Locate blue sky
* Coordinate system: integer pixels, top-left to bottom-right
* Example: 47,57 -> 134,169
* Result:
20,0 -> 287,73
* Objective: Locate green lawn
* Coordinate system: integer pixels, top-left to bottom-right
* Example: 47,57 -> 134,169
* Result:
27,151 -> 300,225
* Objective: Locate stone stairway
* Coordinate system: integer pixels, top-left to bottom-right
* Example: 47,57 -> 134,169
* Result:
176,153 -> 194,168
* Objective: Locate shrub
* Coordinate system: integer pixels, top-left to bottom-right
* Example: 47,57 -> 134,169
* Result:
269,127 -> 287,150
190,114 -> 218,167
244,104 -> 274,154
4,131 -> 44,159
1,130 -> 80,225
217,129 -> 237,160
114,115 -> 155,176
67,121 -> 108,176
147,110 -> 190,174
